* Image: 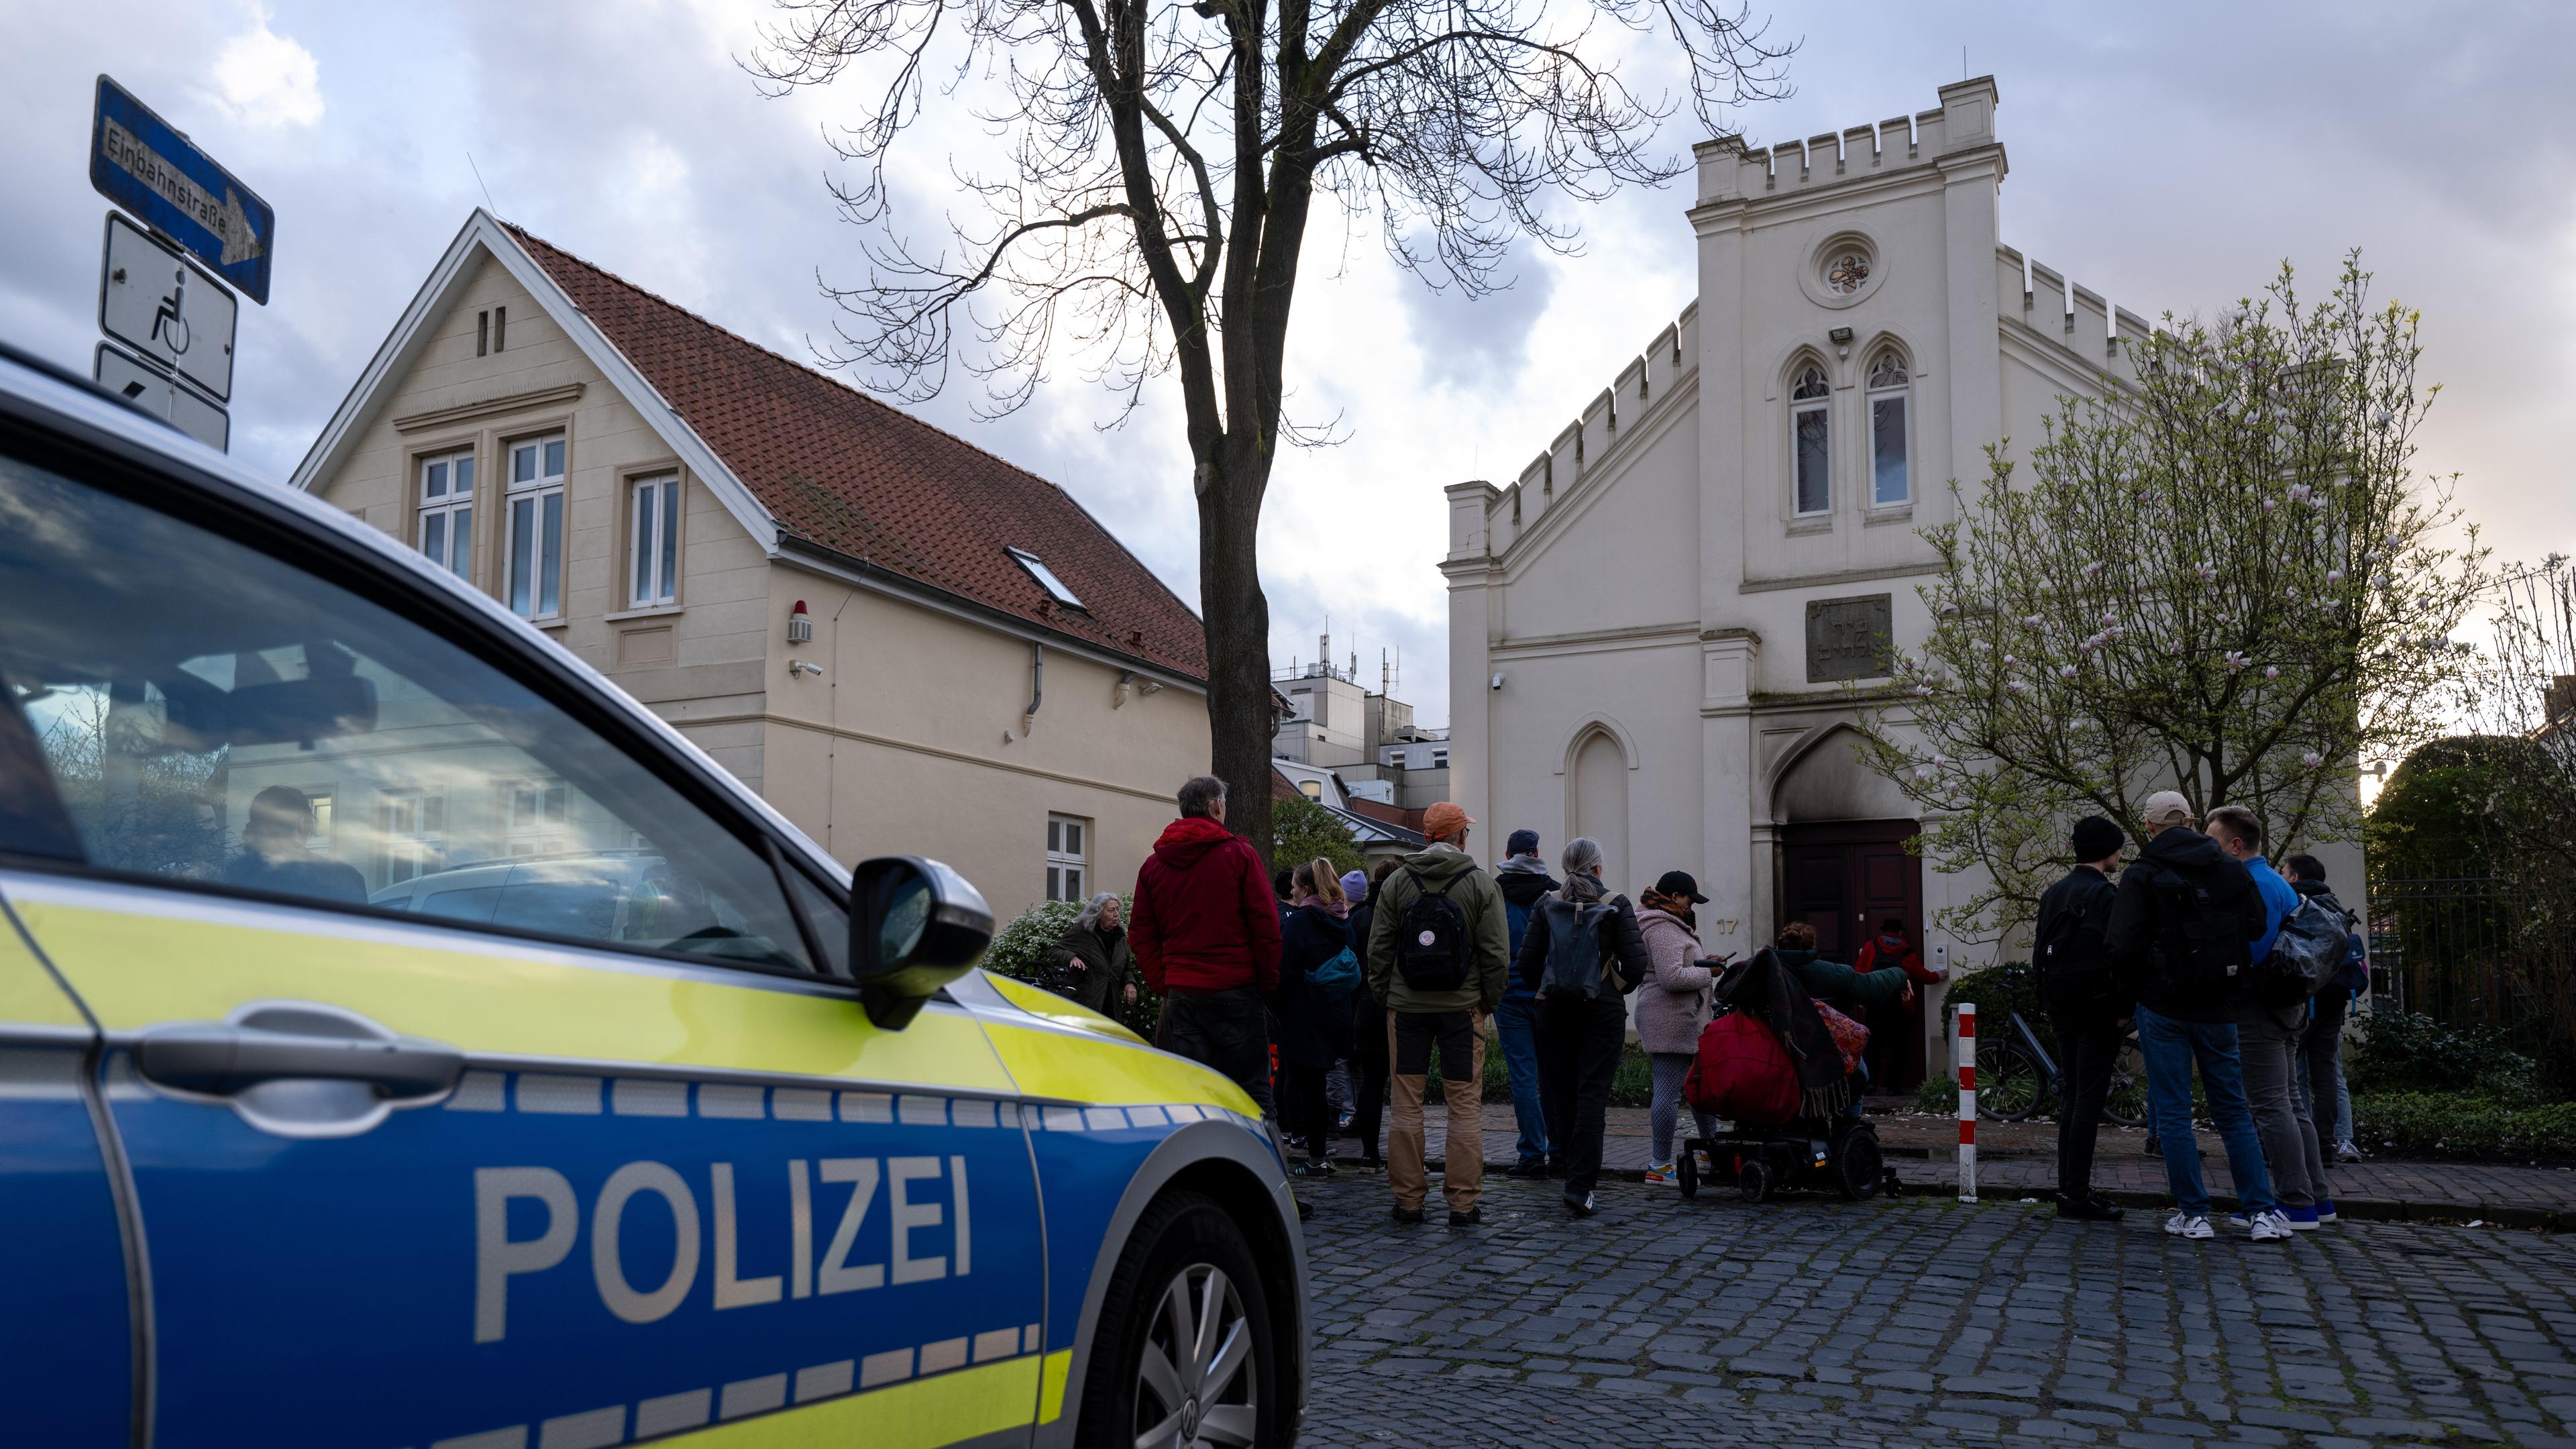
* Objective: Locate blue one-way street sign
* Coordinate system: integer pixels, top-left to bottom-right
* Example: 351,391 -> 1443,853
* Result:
89,75 -> 274,305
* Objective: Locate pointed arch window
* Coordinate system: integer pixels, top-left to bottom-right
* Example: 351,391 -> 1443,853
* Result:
1790,364 -> 1831,516
1868,350 -> 1911,506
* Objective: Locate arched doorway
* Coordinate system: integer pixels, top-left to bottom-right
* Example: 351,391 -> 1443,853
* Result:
1568,726 -> 1629,894
1771,727 -> 1926,1090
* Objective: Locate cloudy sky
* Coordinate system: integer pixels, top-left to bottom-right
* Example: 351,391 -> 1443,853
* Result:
5,1 -> 2570,729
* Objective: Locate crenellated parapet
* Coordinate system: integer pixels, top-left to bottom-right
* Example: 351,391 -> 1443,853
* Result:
1692,76 -> 2000,207
1996,246 -> 2155,382
1482,300 -> 1701,556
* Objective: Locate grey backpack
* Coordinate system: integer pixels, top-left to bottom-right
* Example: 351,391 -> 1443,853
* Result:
2252,898 -> 2345,1008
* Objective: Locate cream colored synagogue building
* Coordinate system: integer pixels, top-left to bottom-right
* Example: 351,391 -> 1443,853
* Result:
291,212 -> 1212,922
1442,78 -> 2357,1086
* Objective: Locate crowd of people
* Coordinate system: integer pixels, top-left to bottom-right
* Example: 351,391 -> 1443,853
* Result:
1061,773 -> 2367,1236
2041,792 -> 2369,1240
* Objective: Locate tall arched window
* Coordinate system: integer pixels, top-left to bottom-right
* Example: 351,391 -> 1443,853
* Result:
1868,350 -> 1910,506
1790,364 -> 1831,515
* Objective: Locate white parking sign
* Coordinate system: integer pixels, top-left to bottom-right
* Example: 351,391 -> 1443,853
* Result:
100,212 -> 235,402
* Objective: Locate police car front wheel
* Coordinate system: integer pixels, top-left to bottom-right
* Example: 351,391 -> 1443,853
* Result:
1079,1190 -> 1280,1448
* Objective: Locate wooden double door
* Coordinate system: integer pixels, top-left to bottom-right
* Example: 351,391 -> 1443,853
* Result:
1780,820 -> 1926,1091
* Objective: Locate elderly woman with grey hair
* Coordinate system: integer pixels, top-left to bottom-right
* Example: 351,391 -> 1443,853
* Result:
1046,893 -> 1138,1016
1513,837 -> 1650,1217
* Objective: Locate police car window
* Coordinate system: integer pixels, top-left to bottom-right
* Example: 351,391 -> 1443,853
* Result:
0,454 -> 816,975
783,866 -> 851,978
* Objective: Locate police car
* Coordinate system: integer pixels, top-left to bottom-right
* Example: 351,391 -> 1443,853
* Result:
0,343 -> 1305,1449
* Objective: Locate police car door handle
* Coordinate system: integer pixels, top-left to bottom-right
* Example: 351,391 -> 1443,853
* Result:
135,1022 -> 466,1099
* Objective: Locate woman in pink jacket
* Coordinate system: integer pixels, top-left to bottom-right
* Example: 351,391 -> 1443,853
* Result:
1634,870 -> 1729,1184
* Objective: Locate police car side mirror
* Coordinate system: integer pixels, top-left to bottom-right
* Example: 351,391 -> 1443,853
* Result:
849,855 -> 994,1030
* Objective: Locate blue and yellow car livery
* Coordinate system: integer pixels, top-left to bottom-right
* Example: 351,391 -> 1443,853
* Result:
0,343 -> 1306,1448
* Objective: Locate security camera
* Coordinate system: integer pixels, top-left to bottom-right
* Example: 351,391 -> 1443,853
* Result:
1490,672 -> 1505,691
788,661 -> 825,680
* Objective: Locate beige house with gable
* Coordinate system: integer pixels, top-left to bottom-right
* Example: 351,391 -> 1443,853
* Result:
292,210 -> 1210,918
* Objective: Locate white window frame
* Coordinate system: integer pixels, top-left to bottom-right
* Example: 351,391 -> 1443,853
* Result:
416,447 -> 475,580
629,472 -> 680,608
1008,548 -> 1086,610
504,776 -> 571,857
1045,813 -> 1089,902
380,788 -> 444,887
1789,365 -> 1832,517
1867,352 -> 1911,508
302,790 -> 335,853
1431,747 -> 1450,769
504,435 -> 568,621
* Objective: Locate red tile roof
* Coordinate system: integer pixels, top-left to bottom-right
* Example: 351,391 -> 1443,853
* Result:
504,225 -> 1208,680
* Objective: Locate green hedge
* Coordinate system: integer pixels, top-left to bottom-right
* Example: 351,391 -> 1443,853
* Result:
2350,1093 -> 2576,1163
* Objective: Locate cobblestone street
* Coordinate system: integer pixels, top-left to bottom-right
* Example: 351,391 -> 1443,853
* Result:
1295,1172 -> 2576,1448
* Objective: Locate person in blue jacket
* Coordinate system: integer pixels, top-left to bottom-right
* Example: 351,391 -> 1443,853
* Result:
1493,829 -> 1560,1178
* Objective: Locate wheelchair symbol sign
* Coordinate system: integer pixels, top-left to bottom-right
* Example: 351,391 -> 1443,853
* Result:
100,212 -> 234,403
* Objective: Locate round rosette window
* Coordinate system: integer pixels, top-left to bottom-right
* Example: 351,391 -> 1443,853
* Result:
1801,233 -> 1884,309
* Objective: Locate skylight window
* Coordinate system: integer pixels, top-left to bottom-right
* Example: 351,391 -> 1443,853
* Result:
1007,547 -> 1085,610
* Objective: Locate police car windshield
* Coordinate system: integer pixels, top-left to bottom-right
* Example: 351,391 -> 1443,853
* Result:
0,453 -> 818,975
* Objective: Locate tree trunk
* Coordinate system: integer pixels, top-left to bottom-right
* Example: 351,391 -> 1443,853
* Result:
1199,433 -> 1275,867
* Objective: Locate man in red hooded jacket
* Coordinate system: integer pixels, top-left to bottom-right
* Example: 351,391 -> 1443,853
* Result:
1130,774 -> 1283,1117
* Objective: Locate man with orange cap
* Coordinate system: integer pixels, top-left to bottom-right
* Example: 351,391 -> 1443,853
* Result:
1364,801 -> 1511,1227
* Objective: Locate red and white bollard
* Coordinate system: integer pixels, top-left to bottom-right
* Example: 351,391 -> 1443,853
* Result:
1956,1002 -> 1978,1203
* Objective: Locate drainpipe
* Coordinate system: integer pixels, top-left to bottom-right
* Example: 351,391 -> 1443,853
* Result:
1022,643 -> 1044,735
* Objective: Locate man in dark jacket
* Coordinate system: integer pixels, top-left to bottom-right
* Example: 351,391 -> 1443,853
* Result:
1493,829 -> 1560,1178
1131,775 -> 1283,1119
1366,803 -> 1511,1226
2033,816 -> 2129,1222
2103,791 -> 2284,1242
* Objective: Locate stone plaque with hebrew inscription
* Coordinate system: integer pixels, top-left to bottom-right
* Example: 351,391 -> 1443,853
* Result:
1806,594 -> 1894,682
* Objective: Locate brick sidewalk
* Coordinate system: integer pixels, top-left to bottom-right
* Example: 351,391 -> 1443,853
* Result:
1323,1104 -> 2576,1224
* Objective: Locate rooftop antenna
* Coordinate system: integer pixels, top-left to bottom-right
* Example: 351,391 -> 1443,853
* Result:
466,152 -> 498,215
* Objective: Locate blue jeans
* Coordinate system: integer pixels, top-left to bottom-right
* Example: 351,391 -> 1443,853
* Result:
2134,1004 -> 2276,1218
1495,994 -> 1550,1161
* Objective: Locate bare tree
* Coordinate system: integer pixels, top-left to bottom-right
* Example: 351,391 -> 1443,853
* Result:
745,0 -> 1791,857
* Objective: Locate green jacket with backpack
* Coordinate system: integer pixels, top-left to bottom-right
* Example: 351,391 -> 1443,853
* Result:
1365,842 -> 1511,1015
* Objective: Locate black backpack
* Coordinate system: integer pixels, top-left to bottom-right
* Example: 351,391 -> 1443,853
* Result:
2035,896 -> 2107,979
2147,862 -> 2245,1002
1535,896 -> 1617,1000
1395,871 -> 1472,992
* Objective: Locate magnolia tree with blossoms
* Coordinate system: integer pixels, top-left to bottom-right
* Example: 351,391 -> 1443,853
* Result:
1859,255 -> 2489,945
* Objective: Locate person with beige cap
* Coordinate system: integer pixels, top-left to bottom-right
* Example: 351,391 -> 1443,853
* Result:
2104,790 -> 2287,1242
1364,801 -> 1511,1227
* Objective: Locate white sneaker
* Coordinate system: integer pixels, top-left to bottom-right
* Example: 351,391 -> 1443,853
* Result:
2248,1209 -> 2293,1242
2163,1211 -> 2213,1239
2335,1140 -> 2363,1163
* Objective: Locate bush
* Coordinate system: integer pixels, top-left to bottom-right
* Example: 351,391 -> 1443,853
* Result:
1271,795 -> 1362,875
2350,1092 -> 2576,1162
2348,1010 -> 2542,1099
1941,961 -> 2047,1042
980,896 -> 1161,1038
1915,1074 -> 1960,1115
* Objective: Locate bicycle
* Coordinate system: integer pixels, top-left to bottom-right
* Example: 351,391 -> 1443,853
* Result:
1976,1008 -> 2147,1128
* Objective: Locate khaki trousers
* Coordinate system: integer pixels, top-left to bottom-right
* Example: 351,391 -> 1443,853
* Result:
1387,1009 -> 1485,1214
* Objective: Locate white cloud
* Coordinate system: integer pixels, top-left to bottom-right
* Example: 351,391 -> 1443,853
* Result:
207,5 -> 323,129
